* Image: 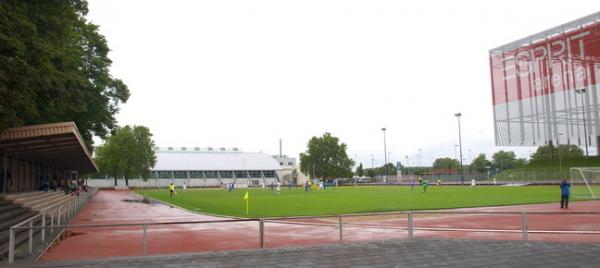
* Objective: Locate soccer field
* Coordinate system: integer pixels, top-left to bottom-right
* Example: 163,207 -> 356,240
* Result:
135,185 -> 585,218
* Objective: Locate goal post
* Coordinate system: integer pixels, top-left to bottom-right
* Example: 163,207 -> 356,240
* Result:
569,167 -> 600,199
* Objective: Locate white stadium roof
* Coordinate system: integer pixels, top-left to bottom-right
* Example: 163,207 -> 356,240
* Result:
152,150 -> 282,171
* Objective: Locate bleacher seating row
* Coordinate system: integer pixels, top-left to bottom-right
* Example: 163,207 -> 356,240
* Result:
0,191 -> 75,259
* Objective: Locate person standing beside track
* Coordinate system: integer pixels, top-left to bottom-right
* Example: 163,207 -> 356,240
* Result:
560,179 -> 571,209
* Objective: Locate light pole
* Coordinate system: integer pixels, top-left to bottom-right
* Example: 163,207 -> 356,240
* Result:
454,145 -> 459,160
405,155 -> 409,176
468,149 -> 472,163
371,154 -> 374,169
455,113 -> 464,185
430,157 -> 435,179
382,127 -> 388,183
575,88 -> 590,167
558,133 -> 563,179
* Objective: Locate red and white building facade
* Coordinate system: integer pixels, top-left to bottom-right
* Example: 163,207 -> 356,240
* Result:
490,12 -> 600,151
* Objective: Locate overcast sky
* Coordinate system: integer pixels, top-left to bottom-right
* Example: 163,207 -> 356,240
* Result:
87,0 -> 598,167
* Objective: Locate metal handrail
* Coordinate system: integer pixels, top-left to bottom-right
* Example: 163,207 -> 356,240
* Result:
260,210 -> 600,220
11,187 -> 98,228
11,218 -> 259,230
7,187 -> 97,263
7,207 -> 600,263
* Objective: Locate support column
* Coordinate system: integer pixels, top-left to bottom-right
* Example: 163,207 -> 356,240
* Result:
2,153 -> 7,193
16,159 -> 22,192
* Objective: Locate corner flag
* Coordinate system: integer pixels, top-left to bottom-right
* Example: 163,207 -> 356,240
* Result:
244,191 -> 249,214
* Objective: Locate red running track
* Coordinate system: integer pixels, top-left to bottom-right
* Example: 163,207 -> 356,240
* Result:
40,190 -> 600,261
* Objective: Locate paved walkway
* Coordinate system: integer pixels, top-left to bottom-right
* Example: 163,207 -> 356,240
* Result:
39,190 -> 600,262
24,238 -> 600,267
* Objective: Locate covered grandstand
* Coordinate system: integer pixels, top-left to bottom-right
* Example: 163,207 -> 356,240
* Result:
89,147 -> 282,188
0,122 -> 97,193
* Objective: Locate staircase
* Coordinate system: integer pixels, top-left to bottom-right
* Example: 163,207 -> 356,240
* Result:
0,191 -> 75,260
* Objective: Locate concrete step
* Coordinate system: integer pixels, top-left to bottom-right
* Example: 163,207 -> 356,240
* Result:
0,210 -> 37,232
0,206 -> 31,224
22,192 -> 69,210
7,192 -> 58,205
0,199 -> 11,206
30,194 -> 74,212
0,203 -> 21,214
2,191 -> 44,201
0,214 -> 44,259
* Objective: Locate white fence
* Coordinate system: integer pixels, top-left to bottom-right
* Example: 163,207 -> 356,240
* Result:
86,178 -> 279,189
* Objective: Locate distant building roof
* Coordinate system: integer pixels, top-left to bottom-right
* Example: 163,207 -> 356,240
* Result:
153,151 -> 282,171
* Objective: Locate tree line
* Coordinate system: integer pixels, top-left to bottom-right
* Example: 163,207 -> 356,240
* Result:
350,144 -> 585,178
1,1 -> 156,186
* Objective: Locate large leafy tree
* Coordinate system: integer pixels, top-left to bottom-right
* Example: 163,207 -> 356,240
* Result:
470,153 -> 491,173
95,125 -> 156,186
355,163 -> 364,177
0,1 -> 129,151
300,133 -> 355,181
491,151 -> 526,170
531,144 -> 584,160
433,157 -> 460,170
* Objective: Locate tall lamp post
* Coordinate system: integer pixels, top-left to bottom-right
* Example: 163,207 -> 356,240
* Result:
575,88 -> 590,167
455,113 -> 464,185
405,155 -> 409,176
454,145 -> 459,160
382,127 -> 387,183
558,132 -> 563,178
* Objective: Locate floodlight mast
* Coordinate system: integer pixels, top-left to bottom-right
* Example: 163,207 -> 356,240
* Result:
575,88 -> 590,167
381,128 -> 387,183
455,113 -> 464,185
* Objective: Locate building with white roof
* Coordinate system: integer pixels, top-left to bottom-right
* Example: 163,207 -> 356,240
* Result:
151,147 -> 281,183
89,147 -> 296,188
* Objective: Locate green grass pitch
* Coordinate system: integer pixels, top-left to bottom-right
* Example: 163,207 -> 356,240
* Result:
136,185 -> 583,218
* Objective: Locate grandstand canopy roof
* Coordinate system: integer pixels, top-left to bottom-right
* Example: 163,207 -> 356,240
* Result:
153,151 -> 282,171
0,122 -> 98,174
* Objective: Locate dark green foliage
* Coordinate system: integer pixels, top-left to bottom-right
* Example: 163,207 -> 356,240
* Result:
364,163 -> 397,177
531,144 -> 584,160
492,151 -> 527,170
299,133 -> 355,181
470,153 -> 491,173
0,0 -> 129,150
95,125 -> 156,186
355,163 -> 364,177
433,157 -> 460,170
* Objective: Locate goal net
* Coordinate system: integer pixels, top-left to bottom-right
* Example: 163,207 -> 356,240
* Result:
569,167 -> 600,199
